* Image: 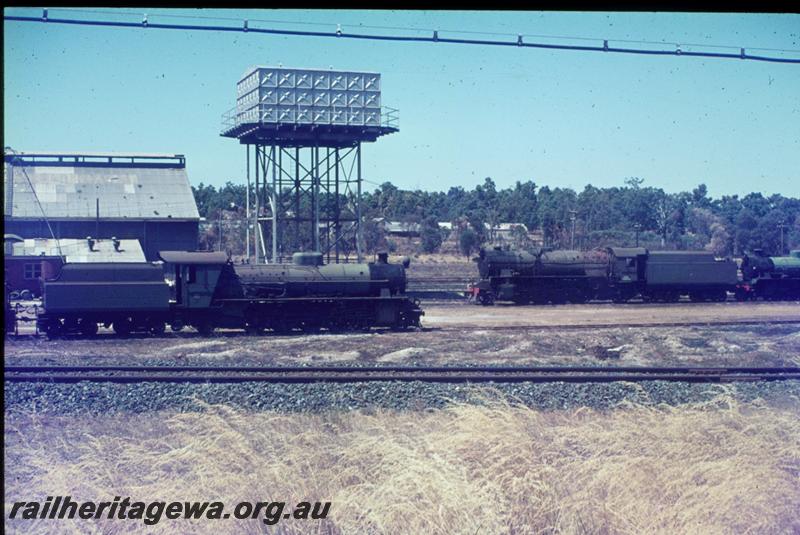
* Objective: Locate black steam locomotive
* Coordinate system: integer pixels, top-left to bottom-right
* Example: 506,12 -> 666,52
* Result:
738,249 -> 800,300
468,245 -> 772,305
36,251 -> 423,337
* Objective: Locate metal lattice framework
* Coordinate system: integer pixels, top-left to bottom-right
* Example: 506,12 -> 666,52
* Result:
251,144 -> 364,264
222,66 -> 398,264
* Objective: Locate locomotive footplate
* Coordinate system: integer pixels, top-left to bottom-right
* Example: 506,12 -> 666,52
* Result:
214,296 -> 424,332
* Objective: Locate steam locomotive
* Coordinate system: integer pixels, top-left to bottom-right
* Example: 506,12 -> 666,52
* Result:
738,249 -> 800,300
36,251 -> 423,337
468,245 -> 798,305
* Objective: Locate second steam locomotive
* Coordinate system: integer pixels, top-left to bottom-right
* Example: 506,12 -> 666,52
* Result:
469,246 -> 800,305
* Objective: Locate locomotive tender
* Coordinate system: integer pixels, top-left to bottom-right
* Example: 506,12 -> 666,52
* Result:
470,246 -> 743,305
37,251 -> 423,337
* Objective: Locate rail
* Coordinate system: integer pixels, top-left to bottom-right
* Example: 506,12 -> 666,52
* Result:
5,365 -> 800,384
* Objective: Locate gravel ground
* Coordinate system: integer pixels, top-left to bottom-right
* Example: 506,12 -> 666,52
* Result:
5,323 -> 799,368
6,302 -> 798,415
424,300 -> 800,327
5,379 -> 800,415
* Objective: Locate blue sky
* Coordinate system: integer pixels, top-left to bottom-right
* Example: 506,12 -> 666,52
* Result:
4,9 -> 800,197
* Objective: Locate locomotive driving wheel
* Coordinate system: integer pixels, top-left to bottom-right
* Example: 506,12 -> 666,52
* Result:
327,318 -> 348,333
245,323 -> 263,335
734,287 -> 750,301
477,292 -> 495,306
271,319 -> 291,334
113,317 -> 134,336
612,289 -> 636,303
43,319 -> 63,338
78,318 -> 98,337
147,319 -> 166,335
194,320 -> 215,336
568,289 -> 589,304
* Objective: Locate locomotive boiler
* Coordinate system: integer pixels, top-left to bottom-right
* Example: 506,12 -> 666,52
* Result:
471,246 -> 611,304
235,252 -> 408,299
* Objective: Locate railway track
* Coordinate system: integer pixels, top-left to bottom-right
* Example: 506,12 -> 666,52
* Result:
8,318 -> 799,339
425,319 -> 800,332
5,365 -> 800,384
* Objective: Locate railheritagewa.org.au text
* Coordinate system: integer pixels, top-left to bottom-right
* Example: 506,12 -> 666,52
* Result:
8,496 -> 331,526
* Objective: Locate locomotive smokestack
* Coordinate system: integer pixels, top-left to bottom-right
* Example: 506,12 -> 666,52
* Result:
377,252 -> 388,264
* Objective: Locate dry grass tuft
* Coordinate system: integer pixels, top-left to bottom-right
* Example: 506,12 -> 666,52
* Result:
5,390 -> 800,534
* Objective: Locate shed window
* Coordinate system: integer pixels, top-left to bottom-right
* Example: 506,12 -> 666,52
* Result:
188,265 -> 197,283
24,262 -> 42,280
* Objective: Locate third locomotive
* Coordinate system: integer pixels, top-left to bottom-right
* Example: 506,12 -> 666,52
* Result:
469,246 -> 800,305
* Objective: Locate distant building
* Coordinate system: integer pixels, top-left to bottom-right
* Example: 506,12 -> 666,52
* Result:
485,223 -> 528,242
4,151 -> 200,260
482,223 -> 545,247
382,220 -> 421,237
527,229 -> 545,247
4,237 -> 146,297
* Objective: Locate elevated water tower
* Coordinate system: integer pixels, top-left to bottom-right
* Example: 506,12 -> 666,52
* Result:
221,66 -> 398,263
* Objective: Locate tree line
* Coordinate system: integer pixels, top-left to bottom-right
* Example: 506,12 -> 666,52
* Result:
192,178 -> 800,258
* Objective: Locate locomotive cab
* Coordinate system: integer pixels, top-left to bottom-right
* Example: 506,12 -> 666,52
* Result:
159,251 -> 230,309
608,247 -> 647,284
606,247 -> 648,301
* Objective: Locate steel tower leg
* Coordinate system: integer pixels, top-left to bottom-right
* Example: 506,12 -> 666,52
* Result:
270,145 -> 278,264
253,144 -> 260,264
313,145 -> 320,252
335,147 -> 341,263
245,144 -> 250,262
356,143 -> 363,263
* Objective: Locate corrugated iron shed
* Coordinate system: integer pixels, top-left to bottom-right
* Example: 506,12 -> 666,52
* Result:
4,152 -> 199,220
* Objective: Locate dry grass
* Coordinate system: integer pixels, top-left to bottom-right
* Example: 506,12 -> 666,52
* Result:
5,391 -> 800,534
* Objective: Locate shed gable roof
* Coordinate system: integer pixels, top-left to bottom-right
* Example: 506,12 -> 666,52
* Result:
4,161 -> 200,220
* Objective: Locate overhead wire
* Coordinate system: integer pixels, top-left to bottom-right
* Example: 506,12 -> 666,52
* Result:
5,10 -> 799,63
41,8 -> 800,53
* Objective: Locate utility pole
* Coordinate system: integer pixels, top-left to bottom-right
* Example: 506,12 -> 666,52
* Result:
218,210 -> 223,252
778,222 -> 787,255
95,184 -> 100,238
569,210 -> 577,250
634,223 -> 642,247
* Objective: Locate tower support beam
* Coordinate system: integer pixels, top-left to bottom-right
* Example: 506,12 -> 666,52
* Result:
249,143 -> 363,263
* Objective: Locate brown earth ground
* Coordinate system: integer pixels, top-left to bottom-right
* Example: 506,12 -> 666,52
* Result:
6,302 -> 799,368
